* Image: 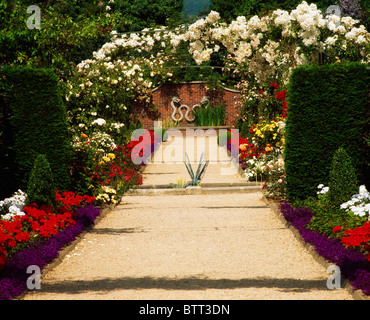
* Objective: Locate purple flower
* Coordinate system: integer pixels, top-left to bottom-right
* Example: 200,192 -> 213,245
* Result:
0,205 -> 101,300
281,202 -> 370,296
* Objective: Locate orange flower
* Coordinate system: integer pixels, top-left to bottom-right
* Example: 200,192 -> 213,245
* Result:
81,133 -> 88,139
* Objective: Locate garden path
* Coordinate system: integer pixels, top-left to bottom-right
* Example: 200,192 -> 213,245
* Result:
22,132 -> 354,300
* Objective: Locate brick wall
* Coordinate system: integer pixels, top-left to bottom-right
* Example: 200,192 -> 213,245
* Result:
134,82 -> 240,129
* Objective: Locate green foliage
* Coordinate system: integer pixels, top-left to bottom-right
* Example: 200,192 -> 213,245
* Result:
0,1 -> 121,76
285,62 -> 369,200
328,147 -> 359,207
0,66 -> 72,192
26,154 -> 56,207
193,103 -> 225,126
111,0 -> 183,31
209,0 -> 365,21
299,192 -> 367,239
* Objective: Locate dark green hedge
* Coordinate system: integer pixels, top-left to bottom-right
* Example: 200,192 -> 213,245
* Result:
0,66 -> 71,196
285,62 -> 369,200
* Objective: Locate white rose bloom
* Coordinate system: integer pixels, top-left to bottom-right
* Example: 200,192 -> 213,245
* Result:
92,118 -> 106,126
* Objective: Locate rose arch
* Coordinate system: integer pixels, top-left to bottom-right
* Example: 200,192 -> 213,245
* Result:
65,1 -> 369,130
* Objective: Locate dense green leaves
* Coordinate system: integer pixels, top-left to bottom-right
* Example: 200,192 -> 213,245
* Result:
285,62 -> 369,200
26,154 -> 57,208
0,1 -> 121,75
113,0 -> 183,31
328,147 -> 359,207
0,66 -> 72,193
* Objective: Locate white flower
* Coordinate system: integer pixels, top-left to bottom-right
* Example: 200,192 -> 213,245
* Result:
356,35 -> 366,44
206,11 -> 220,24
325,35 -> 338,46
91,118 -> 106,126
359,185 -> 369,196
322,187 -> 329,194
106,6 -> 111,11
0,190 -> 27,220
317,185 -> 329,194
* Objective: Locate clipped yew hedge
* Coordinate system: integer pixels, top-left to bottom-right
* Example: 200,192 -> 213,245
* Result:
0,66 -> 71,196
285,62 -> 369,200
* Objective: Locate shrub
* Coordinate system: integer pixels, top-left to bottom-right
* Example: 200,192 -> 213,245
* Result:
328,147 -> 359,207
0,66 -> 72,193
285,62 -> 369,200
26,154 -> 56,208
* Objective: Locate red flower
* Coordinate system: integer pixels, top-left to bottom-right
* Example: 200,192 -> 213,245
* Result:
15,232 -> 30,243
269,82 -> 280,89
333,226 -> 342,233
276,90 -> 286,101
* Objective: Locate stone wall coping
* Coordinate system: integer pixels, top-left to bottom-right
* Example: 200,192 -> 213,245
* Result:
152,81 -> 240,94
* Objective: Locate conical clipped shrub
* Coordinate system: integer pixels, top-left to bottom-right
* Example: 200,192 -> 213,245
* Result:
328,147 -> 358,207
26,154 -> 56,207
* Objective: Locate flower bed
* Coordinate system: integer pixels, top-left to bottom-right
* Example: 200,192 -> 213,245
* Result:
0,130 -> 160,300
72,129 -> 159,205
0,203 -> 101,300
280,202 -> 370,296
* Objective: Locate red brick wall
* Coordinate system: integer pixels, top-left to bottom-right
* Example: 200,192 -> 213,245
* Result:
135,82 -> 240,129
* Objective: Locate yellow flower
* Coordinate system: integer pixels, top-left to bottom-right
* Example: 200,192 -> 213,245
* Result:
102,156 -> 110,162
107,153 -> 115,159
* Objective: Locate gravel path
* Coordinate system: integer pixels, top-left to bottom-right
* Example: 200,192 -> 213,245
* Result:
23,192 -> 352,300
22,134 -> 354,300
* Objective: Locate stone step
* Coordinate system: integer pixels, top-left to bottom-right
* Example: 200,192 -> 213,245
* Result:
127,184 -> 262,196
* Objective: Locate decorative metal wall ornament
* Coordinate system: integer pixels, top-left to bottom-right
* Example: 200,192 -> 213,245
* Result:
170,96 -> 209,123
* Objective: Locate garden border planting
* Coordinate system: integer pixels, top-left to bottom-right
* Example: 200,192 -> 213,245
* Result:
263,195 -> 370,300
0,204 -> 102,300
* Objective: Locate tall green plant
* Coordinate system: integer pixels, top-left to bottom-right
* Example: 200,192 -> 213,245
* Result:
328,147 -> 359,207
1,66 -> 72,192
26,154 -> 56,208
285,63 -> 368,200
193,103 -> 225,126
